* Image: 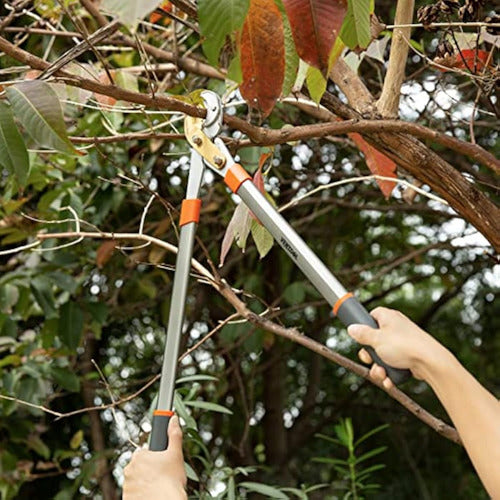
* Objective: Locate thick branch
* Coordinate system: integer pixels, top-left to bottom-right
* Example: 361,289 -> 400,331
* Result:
322,93 -> 500,251
1,34 -> 498,247
1,34 -> 497,174
377,0 -> 415,117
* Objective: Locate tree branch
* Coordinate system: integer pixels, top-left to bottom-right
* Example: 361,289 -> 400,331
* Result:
33,229 -> 461,445
1,32 -> 498,249
377,0 -> 415,117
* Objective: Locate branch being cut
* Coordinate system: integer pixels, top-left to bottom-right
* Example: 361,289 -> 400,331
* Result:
377,0 -> 415,117
33,229 -> 461,444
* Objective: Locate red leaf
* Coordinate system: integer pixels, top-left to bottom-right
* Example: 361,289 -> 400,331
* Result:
454,49 -> 490,71
283,0 -> 347,73
239,0 -> 285,117
349,133 -> 397,198
436,49 -> 491,73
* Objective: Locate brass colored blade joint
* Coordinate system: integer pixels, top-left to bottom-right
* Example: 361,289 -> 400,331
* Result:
184,116 -> 226,170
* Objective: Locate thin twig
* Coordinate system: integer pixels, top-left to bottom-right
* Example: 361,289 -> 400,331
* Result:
279,175 -> 448,212
179,313 -> 240,362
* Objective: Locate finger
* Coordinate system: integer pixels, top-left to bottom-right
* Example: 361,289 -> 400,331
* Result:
358,348 -> 372,364
369,363 -> 387,382
347,324 -> 380,347
370,306 -> 393,325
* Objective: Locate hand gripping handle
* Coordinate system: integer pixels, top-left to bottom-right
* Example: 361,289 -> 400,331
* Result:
335,295 -> 411,385
149,410 -> 174,451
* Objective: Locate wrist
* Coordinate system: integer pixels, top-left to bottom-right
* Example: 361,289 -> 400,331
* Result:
413,338 -> 454,384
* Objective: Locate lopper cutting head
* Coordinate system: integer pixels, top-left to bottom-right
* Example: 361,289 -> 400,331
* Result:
200,90 -> 223,139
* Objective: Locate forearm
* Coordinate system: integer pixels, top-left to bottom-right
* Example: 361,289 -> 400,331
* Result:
421,348 -> 500,498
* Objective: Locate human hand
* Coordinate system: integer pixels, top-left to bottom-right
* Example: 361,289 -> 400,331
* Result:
347,307 -> 447,389
123,415 -> 187,500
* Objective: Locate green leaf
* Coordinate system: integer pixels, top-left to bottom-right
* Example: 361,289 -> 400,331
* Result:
275,0 -> 299,97
101,0 -> 162,26
227,475 -> 236,500
227,54 -> 243,84
354,423 -> 389,448
176,374 -> 219,384
0,101 -> 30,186
312,457 -> 347,466
283,282 -> 306,305
47,272 -> 77,294
31,277 -> 58,319
5,81 -> 76,155
306,65 -> 327,104
52,366 -> 81,392
315,433 -> 343,446
240,482 -> 289,499
185,462 -> 199,482
58,301 -> 84,350
27,435 -> 50,460
280,487 -> 308,500
340,0 -> 371,49
183,400 -> 233,415
69,430 -> 84,450
86,302 -> 108,324
356,463 -> 386,481
173,392 -> 197,430
250,219 -> 274,259
356,445 -> 387,464
198,0 -> 250,66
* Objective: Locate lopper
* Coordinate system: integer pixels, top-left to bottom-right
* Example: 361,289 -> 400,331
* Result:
149,91 -> 411,451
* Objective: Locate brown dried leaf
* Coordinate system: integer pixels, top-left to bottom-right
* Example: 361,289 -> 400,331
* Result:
239,0 -> 285,117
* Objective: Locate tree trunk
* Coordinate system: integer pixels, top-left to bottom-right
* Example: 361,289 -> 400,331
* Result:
81,332 -> 118,500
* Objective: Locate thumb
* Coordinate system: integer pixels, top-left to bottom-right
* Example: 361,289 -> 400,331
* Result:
167,415 -> 183,456
347,323 -> 379,347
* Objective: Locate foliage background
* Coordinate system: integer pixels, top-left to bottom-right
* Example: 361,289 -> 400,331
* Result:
0,0 -> 498,498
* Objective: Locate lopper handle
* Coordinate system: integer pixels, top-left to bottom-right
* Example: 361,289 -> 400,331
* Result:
335,295 -> 411,385
149,410 -> 174,451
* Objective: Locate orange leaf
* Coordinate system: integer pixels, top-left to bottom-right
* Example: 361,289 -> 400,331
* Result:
239,0 -> 285,117
349,133 -> 397,198
283,0 -> 347,74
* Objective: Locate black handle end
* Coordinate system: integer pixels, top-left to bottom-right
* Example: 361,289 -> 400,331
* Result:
335,296 -> 412,385
149,411 -> 173,451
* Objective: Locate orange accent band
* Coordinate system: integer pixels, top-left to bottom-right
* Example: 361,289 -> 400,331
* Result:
179,198 -> 201,227
333,292 -> 354,316
154,410 -> 175,417
224,164 -> 252,193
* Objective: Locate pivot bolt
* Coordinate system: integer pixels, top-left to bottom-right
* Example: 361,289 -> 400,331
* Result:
192,135 -> 203,146
213,155 -> 225,167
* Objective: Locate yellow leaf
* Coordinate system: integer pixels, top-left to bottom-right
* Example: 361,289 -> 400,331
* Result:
70,430 -> 84,450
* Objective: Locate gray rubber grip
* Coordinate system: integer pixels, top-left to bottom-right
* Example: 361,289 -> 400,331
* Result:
337,297 -> 411,385
149,413 -> 172,451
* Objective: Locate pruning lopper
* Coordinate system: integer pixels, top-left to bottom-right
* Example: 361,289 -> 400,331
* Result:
150,91 -> 410,451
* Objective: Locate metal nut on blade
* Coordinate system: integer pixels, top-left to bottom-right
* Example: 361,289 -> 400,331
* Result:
213,155 -> 225,167
192,135 -> 203,146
